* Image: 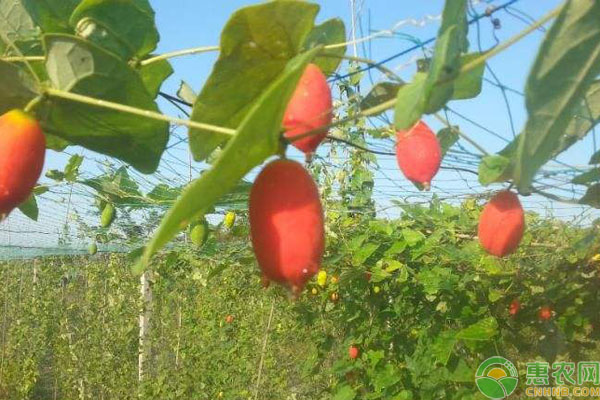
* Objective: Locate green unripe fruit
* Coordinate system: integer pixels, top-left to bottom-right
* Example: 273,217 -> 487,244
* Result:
101,203 -> 116,228
88,242 -> 98,255
224,211 -> 236,229
190,219 -> 209,247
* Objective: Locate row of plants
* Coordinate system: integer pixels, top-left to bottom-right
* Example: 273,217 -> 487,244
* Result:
1,199 -> 598,399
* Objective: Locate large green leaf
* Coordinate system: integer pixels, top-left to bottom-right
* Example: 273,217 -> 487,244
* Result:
572,168 -> 600,185
0,0 -> 39,47
70,0 -> 159,60
478,155 -> 511,186
394,0 -> 468,129
138,58 -> 173,98
138,47 -> 322,270
394,72 -> 427,130
188,1 -> 319,161
361,82 -> 403,114
456,317 -> 498,341
437,126 -> 459,156
514,0 -> 600,192
21,0 -> 79,33
451,52 -> 485,100
579,184 -> 600,208
0,60 -> 38,114
42,34 -> 168,173
302,18 -> 346,76
558,80 -> 600,152
423,0 -> 468,113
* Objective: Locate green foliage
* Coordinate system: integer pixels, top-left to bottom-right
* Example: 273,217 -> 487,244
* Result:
71,0 -> 159,60
187,1 -> 320,161
303,18 -> 346,75
42,34 -> 169,173
3,201 -> 600,399
140,46 -> 322,270
513,0 -> 600,193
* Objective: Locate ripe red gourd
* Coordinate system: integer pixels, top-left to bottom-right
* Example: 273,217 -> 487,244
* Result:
0,110 -> 45,219
348,345 -> 360,360
478,191 -> 525,257
539,306 -> 552,321
249,159 -> 324,294
509,299 -> 521,316
395,120 -> 441,190
283,63 -> 332,154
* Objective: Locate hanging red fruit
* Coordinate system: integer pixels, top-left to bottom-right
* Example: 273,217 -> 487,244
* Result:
509,299 -> 521,316
283,63 -> 332,154
478,191 -> 525,257
249,159 -> 324,294
395,120 -> 441,190
0,110 -> 46,219
348,345 -> 360,360
538,306 -> 552,321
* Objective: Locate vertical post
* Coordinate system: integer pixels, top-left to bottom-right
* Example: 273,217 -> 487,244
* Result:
350,0 -> 358,57
138,270 -> 152,383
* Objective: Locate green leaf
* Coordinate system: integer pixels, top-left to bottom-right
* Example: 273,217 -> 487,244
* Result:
478,155 -> 511,186
361,82 -> 402,114
188,1 -> 319,161
70,0 -> 159,60
402,228 -> 425,247
437,126 -> 459,156
302,18 -> 346,75
333,385 -> 356,400
456,317 -> 498,341
431,331 -> 457,366
138,47 -> 322,270
139,59 -> 173,98
147,183 -> 182,205
394,72 -> 427,130
17,192 -> 39,221
591,150 -> 600,165
562,80 -> 600,146
514,0 -> 600,192
0,0 -> 39,43
42,34 -> 168,173
177,81 -> 197,105
0,60 -> 38,115
452,52 -> 485,100
21,0 -> 79,33
579,184 -> 600,208
572,168 -> 600,185
64,154 -> 83,182
423,0 -> 468,113
84,166 -> 143,205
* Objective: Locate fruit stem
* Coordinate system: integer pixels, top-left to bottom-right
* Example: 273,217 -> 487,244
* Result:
43,88 -> 237,136
140,45 -> 220,66
24,95 -> 44,113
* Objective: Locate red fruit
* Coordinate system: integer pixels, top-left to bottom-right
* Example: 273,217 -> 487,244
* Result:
225,315 -> 234,324
348,345 -> 360,360
364,271 -> 372,282
0,110 -> 45,218
249,159 -> 324,293
509,299 -> 521,316
478,191 -> 525,257
395,120 -> 441,189
539,306 -> 552,321
283,63 -> 333,154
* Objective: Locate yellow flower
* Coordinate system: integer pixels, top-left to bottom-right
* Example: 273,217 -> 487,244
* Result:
317,270 -> 327,287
